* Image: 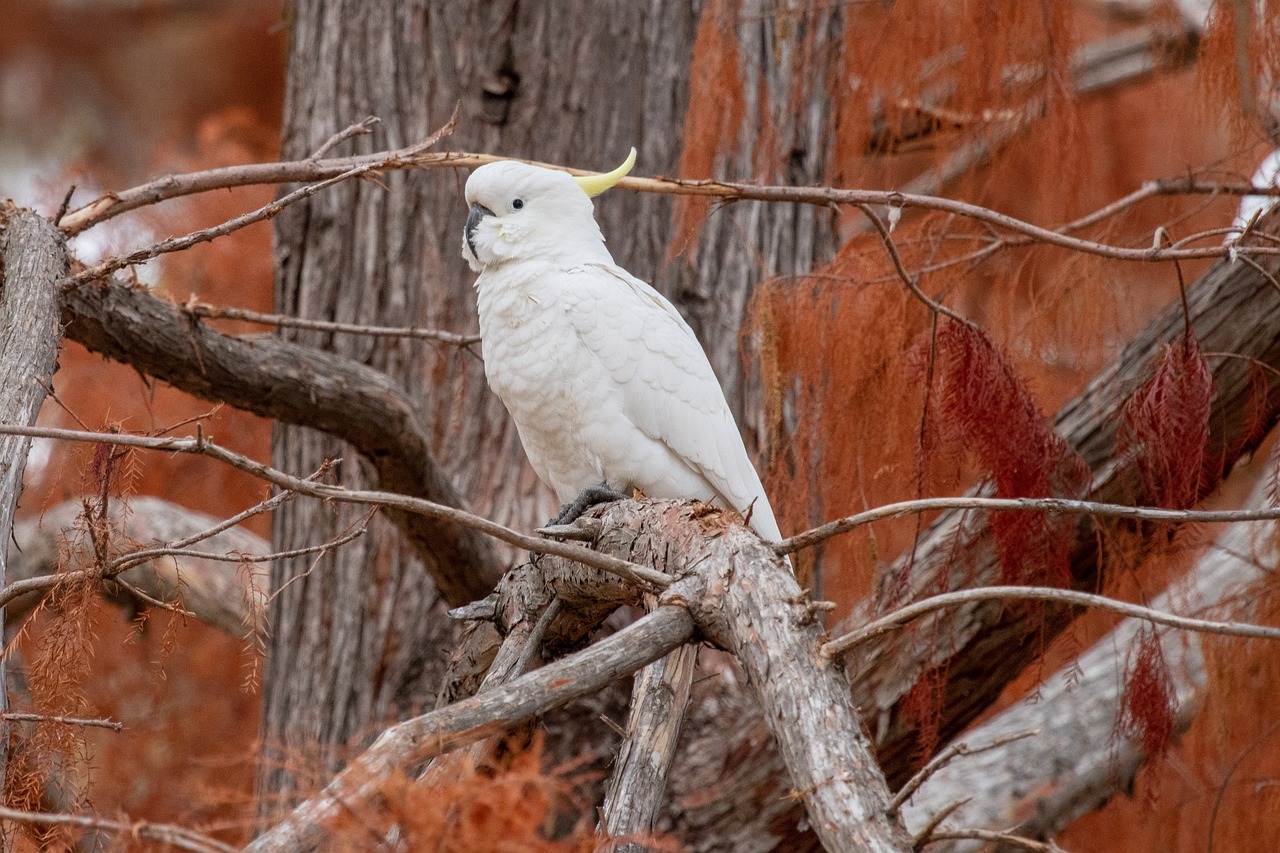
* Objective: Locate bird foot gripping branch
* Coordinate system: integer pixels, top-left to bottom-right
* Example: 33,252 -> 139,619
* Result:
462,149 -> 786,551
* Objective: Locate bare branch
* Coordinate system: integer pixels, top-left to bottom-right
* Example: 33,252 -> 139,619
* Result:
889,729 -> 1039,814
181,299 -> 481,345
0,806 -> 237,853
65,164 -> 377,287
598,642 -> 698,852
245,603 -> 697,853
779,494 -> 1280,556
823,585 -> 1280,659
922,829 -> 1066,852
2,712 -> 124,732
0,423 -> 670,591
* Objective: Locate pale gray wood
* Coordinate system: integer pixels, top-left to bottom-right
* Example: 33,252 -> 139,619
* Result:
249,497 -> 910,853
599,643 -> 698,853
0,208 -> 65,796
245,600 -> 697,853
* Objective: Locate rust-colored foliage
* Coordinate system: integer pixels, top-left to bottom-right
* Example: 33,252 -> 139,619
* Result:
669,0 -> 745,259
1120,334 -> 1215,510
324,737 -> 664,853
920,319 -> 1091,587
1116,625 -> 1179,768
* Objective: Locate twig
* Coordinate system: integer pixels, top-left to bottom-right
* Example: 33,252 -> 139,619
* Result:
921,828 -> 1065,852
55,138 -> 1280,264
890,729 -> 1039,813
65,164 -> 378,288
0,806 -> 237,853
0,423 -> 670,591
857,202 -> 975,327
309,116 -> 380,159
822,585 -> 1280,659
777,494 -> 1280,556
182,299 -> 481,345
2,712 -> 124,732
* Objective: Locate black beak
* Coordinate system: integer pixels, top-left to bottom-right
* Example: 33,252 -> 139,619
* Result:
465,203 -> 493,259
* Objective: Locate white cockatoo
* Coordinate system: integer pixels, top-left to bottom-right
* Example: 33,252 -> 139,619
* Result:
461,149 -> 784,543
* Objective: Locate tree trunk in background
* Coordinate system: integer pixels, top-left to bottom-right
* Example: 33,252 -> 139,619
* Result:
263,0 -> 842,807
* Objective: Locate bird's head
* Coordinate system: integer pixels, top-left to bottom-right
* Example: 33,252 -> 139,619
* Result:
462,149 -> 636,272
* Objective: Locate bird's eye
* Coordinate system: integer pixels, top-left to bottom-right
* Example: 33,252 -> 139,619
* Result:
512,198 -> 525,210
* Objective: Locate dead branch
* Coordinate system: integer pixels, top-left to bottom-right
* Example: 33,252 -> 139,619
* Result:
598,642 -> 698,853
58,273 -> 504,604
0,805 -> 236,853
66,163 -> 378,287
780,494 -> 1280,556
824,585 -> 1280,657
0,423 -> 669,591
2,712 -> 124,731
182,299 -> 480,345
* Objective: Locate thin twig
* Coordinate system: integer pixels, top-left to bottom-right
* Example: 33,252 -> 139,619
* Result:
822,585 -> 1280,659
0,806 -> 237,853
512,597 -> 564,678
889,729 -> 1039,813
0,423 -> 671,591
856,202 -> 975,327
182,299 -> 481,345
65,164 -> 378,288
309,116 -> 380,159
922,828 -> 1065,852
2,712 -> 124,731
777,494 -> 1280,556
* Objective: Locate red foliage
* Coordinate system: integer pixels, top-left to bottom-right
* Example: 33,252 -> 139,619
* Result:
921,320 -> 1091,587
1119,335 -> 1215,510
1115,626 -> 1178,764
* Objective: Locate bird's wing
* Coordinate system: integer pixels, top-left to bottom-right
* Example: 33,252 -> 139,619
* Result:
563,262 -> 782,541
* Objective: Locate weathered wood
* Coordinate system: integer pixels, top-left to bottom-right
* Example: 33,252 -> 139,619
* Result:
249,499 -> 910,853
598,643 -> 698,853
901,472 -> 1279,849
244,601 -> 697,853
6,497 -> 268,637
0,207 -> 66,789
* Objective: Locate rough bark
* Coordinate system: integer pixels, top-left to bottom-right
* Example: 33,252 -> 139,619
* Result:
265,0 -> 838,807
666,218 -> 1280,850
901,472 -> 1279,848
6,497 -> 268,638
250,499 -> 909,853
0,208 -> 66,791
599,643 -> 698,853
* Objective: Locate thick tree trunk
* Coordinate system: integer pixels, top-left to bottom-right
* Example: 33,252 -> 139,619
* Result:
0,209 -> 65,793
264,0 -> 839,805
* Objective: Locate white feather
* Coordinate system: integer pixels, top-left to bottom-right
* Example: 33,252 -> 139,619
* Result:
464,160 -> 783,542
